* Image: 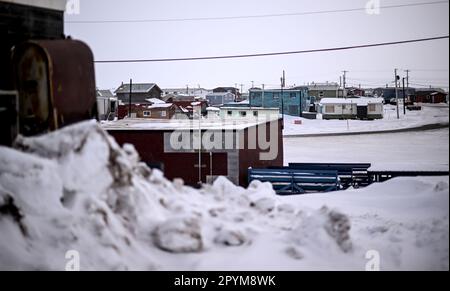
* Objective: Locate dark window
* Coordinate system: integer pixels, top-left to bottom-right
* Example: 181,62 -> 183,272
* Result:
240,111 -> 247,117
227,111 -> 232,116
253,111 -> 259,117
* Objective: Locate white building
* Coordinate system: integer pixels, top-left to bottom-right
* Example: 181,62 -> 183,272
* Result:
162,88 -> 212,99
97,90 -> 118,121
219,106 -> 280,120
320,98 -> 384,120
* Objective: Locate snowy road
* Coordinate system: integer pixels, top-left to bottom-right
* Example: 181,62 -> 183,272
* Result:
284,128 -> 449,171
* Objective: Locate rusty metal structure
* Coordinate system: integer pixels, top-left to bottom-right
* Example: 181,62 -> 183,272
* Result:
12,40 -> 97,136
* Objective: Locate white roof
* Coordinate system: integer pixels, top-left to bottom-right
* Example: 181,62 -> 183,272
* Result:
102,116 -> 281,131
206,107 -> 221,111
3,0 -> 67,11
320,97 -> 384,105
146,98 -> 166,104
220,106 -> 280,111
147,103 -> 173,109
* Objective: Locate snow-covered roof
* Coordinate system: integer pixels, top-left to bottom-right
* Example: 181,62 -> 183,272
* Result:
97,90 -> 114,98
220,106 -> 280,111
206,92 -> 234,96
115,83 -> 160,94
102,116 -> 281,131
320,98 -> 384,105
146,98 -> 166,104
147,103 -> 173,109
206,107 -> 220,111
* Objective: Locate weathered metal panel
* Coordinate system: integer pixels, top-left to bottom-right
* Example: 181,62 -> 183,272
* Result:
12,39 -> 97,136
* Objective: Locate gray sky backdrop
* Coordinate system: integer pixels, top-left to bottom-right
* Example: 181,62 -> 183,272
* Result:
65,0 -> 450,92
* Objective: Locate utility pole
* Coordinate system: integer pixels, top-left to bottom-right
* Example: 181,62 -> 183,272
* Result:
394,69 -> 400,119
240,84 -> 244,96
281,71 -> 286,121
342,70 -> 348,98
128,79 -> 133,118
405,69 -> 410,88
402,77 -> 407,115
251,81 -> 255,89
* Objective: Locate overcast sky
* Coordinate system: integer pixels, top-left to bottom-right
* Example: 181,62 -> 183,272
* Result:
64,0 -> 449,91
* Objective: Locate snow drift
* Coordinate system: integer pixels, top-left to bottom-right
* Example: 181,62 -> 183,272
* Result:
0,121 -> 448,271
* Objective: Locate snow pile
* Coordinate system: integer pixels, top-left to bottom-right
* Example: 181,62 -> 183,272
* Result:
0,121 -> 448,270
0,121 -> 352,270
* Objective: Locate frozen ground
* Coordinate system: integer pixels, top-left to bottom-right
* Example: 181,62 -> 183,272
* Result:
284,128 -> 449,172
284,104 -> 449,136
0,121 -> 448,271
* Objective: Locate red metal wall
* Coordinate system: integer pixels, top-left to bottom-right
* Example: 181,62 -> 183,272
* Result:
108,130 -> 229,186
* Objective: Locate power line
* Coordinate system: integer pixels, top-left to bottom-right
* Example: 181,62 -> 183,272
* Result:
66,1 -> 449,24
94,35 -> 449,64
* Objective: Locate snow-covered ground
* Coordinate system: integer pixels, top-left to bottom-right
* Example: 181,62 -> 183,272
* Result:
284,104 -> 449,136
284,128 -> 449,171
0,121 -> 448,271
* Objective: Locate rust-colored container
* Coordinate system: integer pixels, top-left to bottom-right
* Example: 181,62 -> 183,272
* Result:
12,39 -> 97,136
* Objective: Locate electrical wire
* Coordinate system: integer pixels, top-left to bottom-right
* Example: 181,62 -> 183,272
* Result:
94,35 -> 449,63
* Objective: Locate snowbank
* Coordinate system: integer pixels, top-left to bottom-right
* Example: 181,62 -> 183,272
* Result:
0,121 -> 448,270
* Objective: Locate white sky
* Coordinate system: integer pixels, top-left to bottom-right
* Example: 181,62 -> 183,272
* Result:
64,0 -> 450,92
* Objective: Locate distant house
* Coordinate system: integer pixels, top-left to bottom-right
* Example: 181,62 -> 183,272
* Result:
206,92 -> 236,106
219,105 -> 280,120
347,87 -> 366,97
319,98 -> 384,120
307,82 -> 340,99
248,87 -> 310,117
373,87 -> 416,103
162,88 -> 212,99
172,100 -> 208,118
118,103 -> 176,120
135,103 -> 176,119
96,89 -> 117,120
413,88 -> 448,104
115,83 -> 162,104
213,87 -> 241,100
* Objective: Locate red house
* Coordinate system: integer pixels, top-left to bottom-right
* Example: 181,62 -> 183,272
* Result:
413,89 -> 448,104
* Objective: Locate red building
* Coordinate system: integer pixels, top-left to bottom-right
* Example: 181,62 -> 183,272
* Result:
413,89 -> 448,104
103,118 -> 284,187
